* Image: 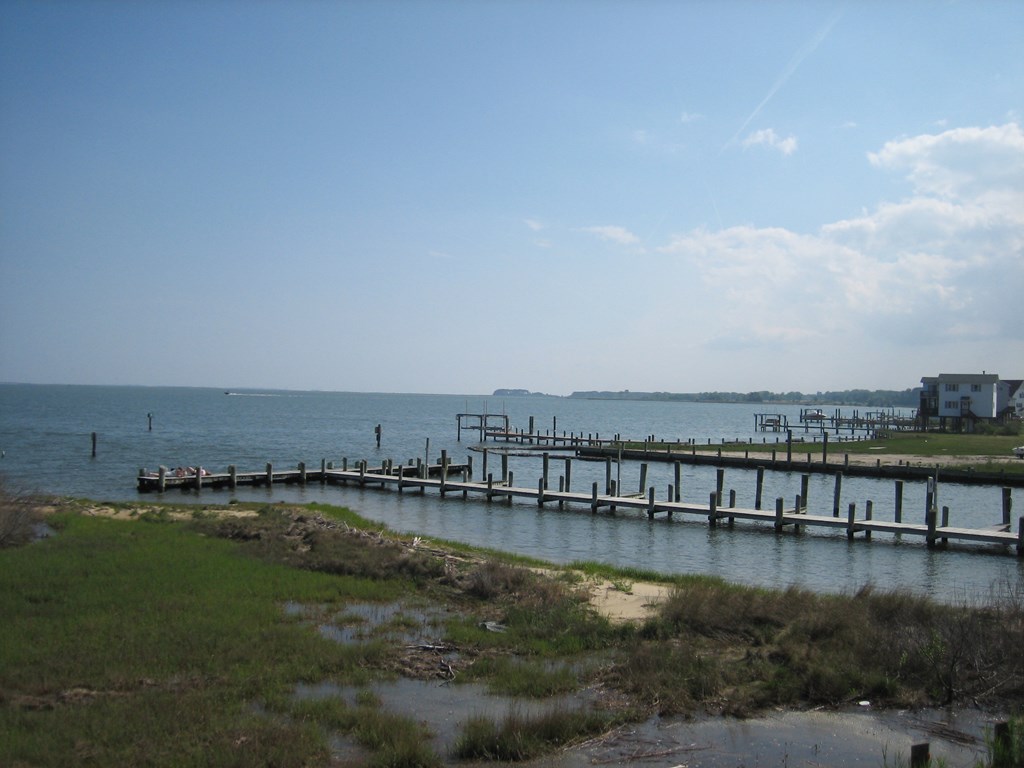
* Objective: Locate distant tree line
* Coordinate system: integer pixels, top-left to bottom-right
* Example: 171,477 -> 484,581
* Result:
568,389 -> 921,407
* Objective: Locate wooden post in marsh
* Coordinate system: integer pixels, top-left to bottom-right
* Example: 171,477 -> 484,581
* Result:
1002,488 -> 1012,527
91,432 -> 97,457
910,742 -> 930,768
832,473 -> 843,517
894,480 -> 904,524
755,466 -> 764,510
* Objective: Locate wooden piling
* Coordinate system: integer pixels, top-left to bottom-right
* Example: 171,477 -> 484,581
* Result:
266,462 -> 273,487
91,432 -> 97,457
716,468 -> 724,505
800,474 -> 809,510
674,462 -> 682,502
591,482 -> 599,513
847,502 -> 857,539
158,466 -> 167,492
647,487 -> 655,519
895,480 -> 904,524
1002,488 -> 1012,527
774,497 -> 784,531
537,477 -> 545,506
865,500 -> 873,540
298,461 -> 306,485
708,491 -> 718,527
194,467 -> 203,490
833,473 -> 843,517
755,466 -> 764,510
639,463 -> 648,496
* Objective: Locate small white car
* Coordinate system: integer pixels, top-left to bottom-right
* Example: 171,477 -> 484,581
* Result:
1014,445 -> 1024,459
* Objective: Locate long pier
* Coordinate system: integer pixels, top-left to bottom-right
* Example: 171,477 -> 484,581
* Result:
137,456 -> 1024,557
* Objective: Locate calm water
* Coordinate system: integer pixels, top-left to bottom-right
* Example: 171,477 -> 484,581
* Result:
1,383 -> 1020,602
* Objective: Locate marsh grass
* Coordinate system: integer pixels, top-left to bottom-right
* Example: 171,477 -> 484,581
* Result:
4,497 -> 1022,766
452,706 -> 617,761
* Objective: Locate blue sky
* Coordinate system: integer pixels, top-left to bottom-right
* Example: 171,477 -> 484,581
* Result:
1,1 -> 1021,395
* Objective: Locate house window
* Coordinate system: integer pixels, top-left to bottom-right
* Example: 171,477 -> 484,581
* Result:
971,384 -> 982,392
945,383 -> 959,392
944,401 -> 959,409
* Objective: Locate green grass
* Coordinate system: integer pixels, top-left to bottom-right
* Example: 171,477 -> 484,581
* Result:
0,511 -> 435,766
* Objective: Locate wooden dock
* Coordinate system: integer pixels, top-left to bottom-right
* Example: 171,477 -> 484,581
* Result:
137,456 -> 1024,557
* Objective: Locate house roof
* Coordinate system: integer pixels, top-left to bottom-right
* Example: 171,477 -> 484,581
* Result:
920,373 -> 1000,384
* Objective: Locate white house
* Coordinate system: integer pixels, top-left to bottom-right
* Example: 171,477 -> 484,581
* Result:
919,373 -> 1002,421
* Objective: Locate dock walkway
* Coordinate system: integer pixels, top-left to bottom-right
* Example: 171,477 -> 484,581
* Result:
137,458 -> 1024,556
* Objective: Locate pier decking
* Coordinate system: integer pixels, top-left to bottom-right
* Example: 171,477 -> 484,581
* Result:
137,455 -> 1024,557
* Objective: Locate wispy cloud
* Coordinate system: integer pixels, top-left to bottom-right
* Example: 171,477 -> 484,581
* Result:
743,128 -> 798,155
524,218 -> 544,231
679,111 -> 704,124
580,225 -> 640,246
725,8 -> 843,150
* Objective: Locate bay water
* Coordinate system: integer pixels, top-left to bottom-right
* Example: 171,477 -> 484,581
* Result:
2,383 -> 1020,603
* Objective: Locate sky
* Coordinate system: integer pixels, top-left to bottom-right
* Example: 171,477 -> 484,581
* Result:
1,1 -> 1022,396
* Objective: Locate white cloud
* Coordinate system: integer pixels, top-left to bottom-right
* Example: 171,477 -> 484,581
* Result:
679,111 -> 704,124
580,225 -> 640,246
661,123 -> 1024,351
524,218 -> 544,231
742,128 -> 798,155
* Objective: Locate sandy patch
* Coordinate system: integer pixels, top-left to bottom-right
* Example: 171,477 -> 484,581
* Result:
587,578 -> 672,624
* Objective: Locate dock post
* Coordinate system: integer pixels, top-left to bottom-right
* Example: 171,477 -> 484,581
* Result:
1018,517 -> 1023,557
298,462 -> 306,485
482,449 -> 488,482
793,495 -> 802,532
910,743 -> 930,768
194,467 -> 202,490
716,468 -> 724,505
832,473 -> 842,517
158,466 -> 167,492
941,505 -> 950,546
774,497 -> 784,532
865,500 -> 873,540
847,502 -> 857,539
486,473 -> 493,501
564,457 -> 572,493
755,466 -> 764,510
786,430 -> 792,463
320,458 -> 327,483
822,432 -> 828,465
639,463 -> 648,496
708,491 -> 718,527
667,485 -> 674,518
228,465 -> 236,489
558,476 -> 564,508
91,432 -> 97,457
440,451 -> 448,496
542,452 -> 549,490
266,462 -> 273,487
501,454 -> 509,484
537,477 -> 545,507
466,455 -> 473,481
605,458 -> 612,494
926,506 -> 937,548
647,487 -> 655,519
1002,488 -> 1012,527
591,482 -> 598,513
728,489 -> 736,525
894,480 -> 904,524
800,474 -> 809,510
674,462 -> 682,502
